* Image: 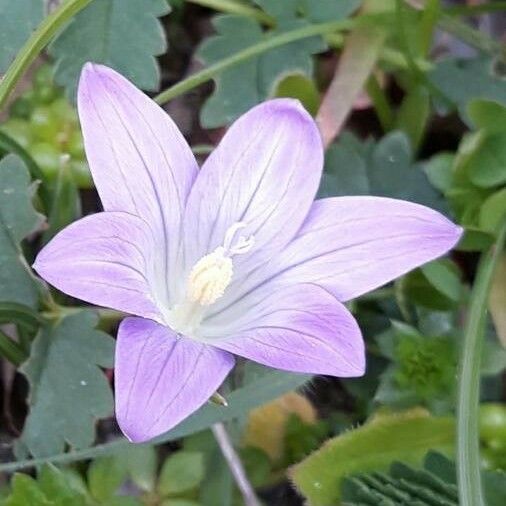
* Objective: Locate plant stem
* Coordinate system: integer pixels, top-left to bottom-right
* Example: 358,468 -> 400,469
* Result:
456,222 -> 506,506
155,19 -> 353,105
0,0 -> 94,112
366,74 -> 394,132
0,330 -> 27,366
444,2 -> 506,17
212,423 -> 261,506
186,0 -> 274,26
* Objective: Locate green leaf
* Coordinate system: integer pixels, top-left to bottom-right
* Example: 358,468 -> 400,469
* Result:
88,456 -> 127,502
17,310 -> 114,458
0,0 -> 44,73
321,131 -> 447,212
274,73 -> 320,115
420,259 -> 462,303
341,451 -> 506,506
480,189 -> 506,235
429,57 -> 506,123
395,85 -> 430,151
197,12 -> 324,127
42,162 -> 82,243
117,445 -> 157,492
0,369 -> 310,472
4,474 -> 51,506
158,451 -> 205,497
0,154 -> 44,308
37,464 -> 87,505
297,0 -> 362,22
184,431 -> 233,506
468,99 -> 506,134
423,152 -> 454,193
290,409 -> 455,506
466,133 -> 506,188
49,0 -> 170,98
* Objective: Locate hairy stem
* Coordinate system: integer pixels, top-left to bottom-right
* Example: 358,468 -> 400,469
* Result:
0,0 -> 94,112
456,222 -> 506,506
212,423 -> 261,506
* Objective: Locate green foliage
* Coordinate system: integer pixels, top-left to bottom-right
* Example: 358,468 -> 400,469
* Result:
342,451 -> 506,506
429,57 -> 506,123
158,451 -> 205,497
49,0 -> 170,98
0,154 -> 43,308
4,466 -> 86,506
443,99 -> 506,250
0,0 -> 44,73
197,0 -> 358,127
375,322 -> 457,413
0,65 -> 91,189
320,131 -> 446,212
290,409 -> 455,505
17,311 -> 114,458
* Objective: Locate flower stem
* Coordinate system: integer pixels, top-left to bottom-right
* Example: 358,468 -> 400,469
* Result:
154,19 -> 353,105
186,0 -> 274,26
212,422 -> 261,506
0,0 -> 94,112
456,221 -> 506,506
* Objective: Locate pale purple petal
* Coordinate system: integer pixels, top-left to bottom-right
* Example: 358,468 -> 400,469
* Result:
33,212 -> 162,322
209,283 -> 364,377
182,99 -> 323,300
115,317 -> 234,443
78,63 -> 198,305
216,197 -> 463,309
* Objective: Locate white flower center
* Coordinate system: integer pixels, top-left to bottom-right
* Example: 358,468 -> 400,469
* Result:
168,222 -> 254,335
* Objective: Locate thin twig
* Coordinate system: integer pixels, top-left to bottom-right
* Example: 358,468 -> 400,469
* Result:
212,422 -> 261,506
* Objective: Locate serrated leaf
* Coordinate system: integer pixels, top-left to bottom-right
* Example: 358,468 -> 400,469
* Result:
290,409 -> 454,506
298,0 -> 362,22
198,13 -> 324,128
158,451 -> 205,497
17,311 -> 114,458
321,131 -> 447,212
49,0 -> 170,99
0,154 -> 44,308
429,57 -> 506,123
0,0 -> 44,73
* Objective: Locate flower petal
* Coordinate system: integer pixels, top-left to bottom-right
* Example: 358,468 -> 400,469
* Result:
216,196 -> 463,309
115,317 -> 234,443
209,283 -> 364,377
182,99 -> 323,297
277,197 -> 463,301
78,63 -> 198,304
33,212 -> 162,322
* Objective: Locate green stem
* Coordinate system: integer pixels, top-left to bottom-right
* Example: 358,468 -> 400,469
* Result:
365,75 -> 394,131
456,222 -> 506,506
155,19 -> 353,105
0,0 -> 94,112
0,330 -> 27,366
186,0 -> 274,26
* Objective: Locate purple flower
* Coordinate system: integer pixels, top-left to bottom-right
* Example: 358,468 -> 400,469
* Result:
33,64 -> 462,443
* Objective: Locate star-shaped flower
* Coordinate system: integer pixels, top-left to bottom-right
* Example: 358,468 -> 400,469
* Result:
34,64 -> 462,443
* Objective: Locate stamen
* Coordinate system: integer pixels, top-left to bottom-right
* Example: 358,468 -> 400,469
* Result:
186,222 -> 255,307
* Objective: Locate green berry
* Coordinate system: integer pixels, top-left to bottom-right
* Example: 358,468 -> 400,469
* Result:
480,403 -> 506,443
31,105 -> 60,143
31,142 -> 61,179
